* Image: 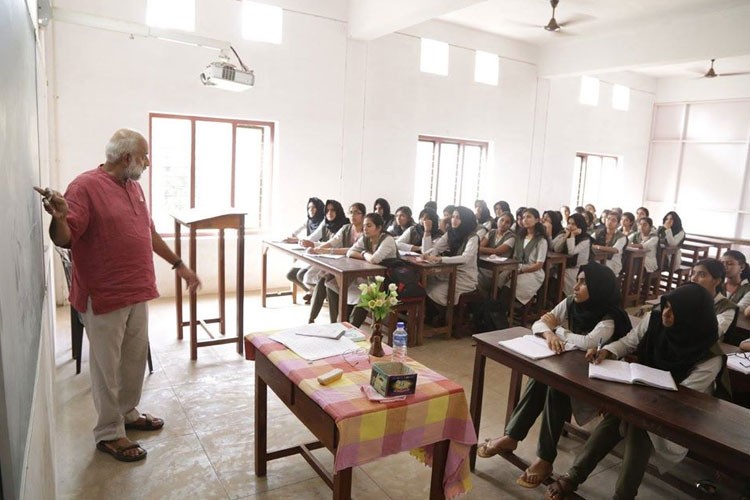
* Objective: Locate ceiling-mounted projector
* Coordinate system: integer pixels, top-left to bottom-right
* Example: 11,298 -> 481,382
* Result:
200,48 -> 254,92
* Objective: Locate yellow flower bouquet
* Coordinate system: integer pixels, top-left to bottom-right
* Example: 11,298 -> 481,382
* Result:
357,276 -> 399,322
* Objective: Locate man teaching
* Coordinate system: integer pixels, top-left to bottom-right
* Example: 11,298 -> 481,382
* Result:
37,128 -> 200,462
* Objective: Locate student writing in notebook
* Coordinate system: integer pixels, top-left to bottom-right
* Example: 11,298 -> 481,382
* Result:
545,283 -> 721,500
477,263 -> 631,489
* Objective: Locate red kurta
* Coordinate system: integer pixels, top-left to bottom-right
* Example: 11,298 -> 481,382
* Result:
65,166 -> 159,314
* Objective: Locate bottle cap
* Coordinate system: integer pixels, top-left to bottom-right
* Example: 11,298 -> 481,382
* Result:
396,321 -> 405,329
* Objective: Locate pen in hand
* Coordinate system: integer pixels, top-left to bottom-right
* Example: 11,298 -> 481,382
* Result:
586,338 -> 605,364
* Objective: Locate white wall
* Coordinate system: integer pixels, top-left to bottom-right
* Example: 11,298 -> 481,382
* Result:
49,0 -> 548,298
533,72 -> 656,212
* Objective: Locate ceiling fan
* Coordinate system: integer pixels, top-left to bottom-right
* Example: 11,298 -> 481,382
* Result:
701,58 -> 750,78
545,0 -> 562,32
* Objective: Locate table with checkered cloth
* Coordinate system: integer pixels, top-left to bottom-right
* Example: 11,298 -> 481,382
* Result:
248,332 -> 477,499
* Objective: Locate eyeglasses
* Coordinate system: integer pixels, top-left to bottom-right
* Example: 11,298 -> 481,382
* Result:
342,348 -> 370,368
729,352 -> 750,368
349,210 -> 363,216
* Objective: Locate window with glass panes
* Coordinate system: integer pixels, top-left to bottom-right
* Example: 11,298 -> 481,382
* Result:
149,113 -> 274,233
414,136 -> 487,210
571,152 -> 619,209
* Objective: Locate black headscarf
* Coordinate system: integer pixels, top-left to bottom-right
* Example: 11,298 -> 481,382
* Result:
373,198 -> 393,226
659,211 -> 683,238
544,210 -> 564,237
567,213 -> 592,246
637,283 -> 717,383
324,199 -> 349,234
414,207 -> 442,240
568,262 -> 632,341
476,205 -> 492,225
446,206 -> 478,256
306,197 -> 325,235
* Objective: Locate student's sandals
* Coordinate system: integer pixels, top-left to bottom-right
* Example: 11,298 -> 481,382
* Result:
97,439 -> 147,462
544,474 -> 576,500
125,413 -> 164,431
516,460 -> 553,488
476,438 -> 515,458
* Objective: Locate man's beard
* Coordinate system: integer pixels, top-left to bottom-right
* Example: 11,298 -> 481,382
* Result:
124,159 -> 144,180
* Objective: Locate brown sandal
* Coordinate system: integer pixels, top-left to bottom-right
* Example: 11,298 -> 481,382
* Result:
96,439 -> 147,462
544,475 -> 575,500
125,413 -> 164,431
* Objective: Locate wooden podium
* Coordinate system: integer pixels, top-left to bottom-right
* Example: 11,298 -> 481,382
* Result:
172,209 -> 246,360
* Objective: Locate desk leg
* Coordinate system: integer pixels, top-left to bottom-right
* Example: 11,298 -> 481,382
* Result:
338,275 -> 349,324
255,373 -> 267,477
237,223 -> 245,355
175,222 -> 183,340
218,228 -> 226,334
189,226 -> 198,361
508,270 -> 518,326
506,369 -> 523,424
445,270 -> 457,337
469,349 -> 487,471
332,467 -> 352,500
261,244 -> 268,308
429,440 -> 449,500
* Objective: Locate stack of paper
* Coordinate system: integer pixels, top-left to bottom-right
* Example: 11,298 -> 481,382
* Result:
588,359 -> 678,391
270,324 -> 361,361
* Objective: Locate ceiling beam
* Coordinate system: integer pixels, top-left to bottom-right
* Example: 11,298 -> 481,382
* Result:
347,0 -> 483,41
537,3 -> 750,77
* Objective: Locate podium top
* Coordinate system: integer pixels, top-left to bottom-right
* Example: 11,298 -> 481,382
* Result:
171,208 -> 247,229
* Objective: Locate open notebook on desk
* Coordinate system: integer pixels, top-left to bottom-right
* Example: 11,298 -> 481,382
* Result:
589,359 -> 677,391
498,334 -> 576,360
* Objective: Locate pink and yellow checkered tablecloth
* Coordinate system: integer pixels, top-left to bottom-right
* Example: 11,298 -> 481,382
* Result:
249,332 -> 477,499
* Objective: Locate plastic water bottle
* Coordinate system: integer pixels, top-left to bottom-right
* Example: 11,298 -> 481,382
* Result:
392,322 -> 408,363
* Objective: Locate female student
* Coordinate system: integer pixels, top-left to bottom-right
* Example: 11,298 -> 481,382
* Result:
326,212 -> 398,326
628,217 -> 658,273
513,206 -> 527,235
545,283 -> 721,500
493,200 -> 511,220
592,212 -> 627,275
543,210 -> 565,245
284,197 -> 325,303
619,212 -> 636,238
553,213 -> 591,296
422,206 -> 479,319
478,212 -> 516,291
582,210 -> 596,235
722,250 -> 750,319
478,263 -> 631,488
386,206 -> 415,237
373,198 -> 395,229
305,202 -> 361,323
506,208 -> 548,305
658,211 -> 686,271
690,258 -> 738,342
475,200 -> 493,239
395,207 -> 442,253
561,205 -> 571,222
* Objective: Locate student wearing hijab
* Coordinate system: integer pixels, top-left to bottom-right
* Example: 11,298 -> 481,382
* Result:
284,197 -> 325,303
592,211 -> 627,275
546,283 -> 721,500
373,198 -> 395,230
423,200 -> 438,211
422,206 -> 479,318
690,258 -> 738,343
326,213 -> 398,326
657,211 -> 686,272
544,210 -> 565,250
395,207 -> 442,253
722,250 -> 750,319
479,263 -> 631,488
553,213 -> 591,296
386,206 -> 415,237
475,200 -> 493,238
304,201 -> 356,323
478,212 -> 516,292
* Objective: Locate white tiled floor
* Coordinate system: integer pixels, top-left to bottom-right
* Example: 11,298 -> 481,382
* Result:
54,293 -> 732,499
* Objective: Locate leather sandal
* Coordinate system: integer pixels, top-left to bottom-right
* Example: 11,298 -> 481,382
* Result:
544,475 -> 575,500
97,439 -> 147,462
125,413 -> 164,431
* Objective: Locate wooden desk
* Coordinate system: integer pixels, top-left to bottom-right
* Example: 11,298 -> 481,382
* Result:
620,247 -> 647,308
541,252 -> 567,311
172,209 -> 246,360
680,242 -> 710,267
262,241 -> 386,322
685,235 -> 734,259
478,257 -> 519,322
401,256 -> 459,339
468,328 -> 750,483
247,332 -> 476,499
